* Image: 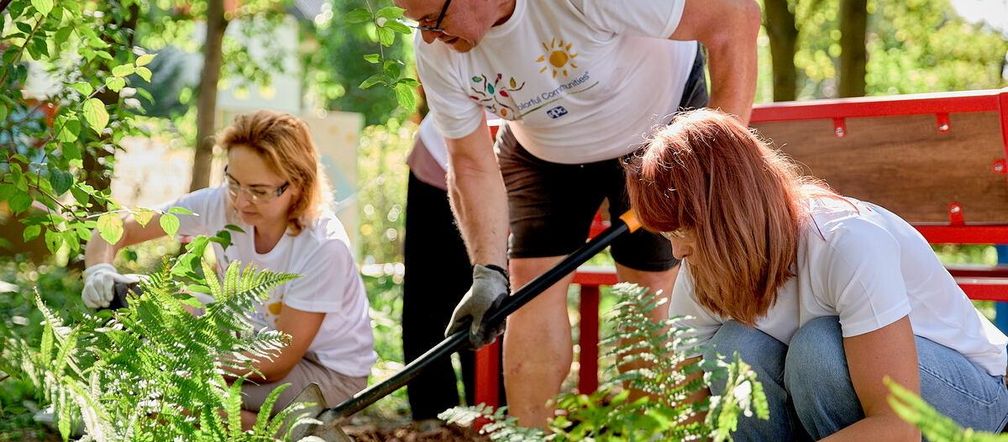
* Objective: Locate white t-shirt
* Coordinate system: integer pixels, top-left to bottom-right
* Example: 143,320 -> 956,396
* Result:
162,186 -> 377,377
415,0 -> 697,164
672,196 -> 1008,376
417,115 -> 449,171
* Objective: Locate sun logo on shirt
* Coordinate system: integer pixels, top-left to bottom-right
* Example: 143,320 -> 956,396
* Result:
537,38 -> 578,78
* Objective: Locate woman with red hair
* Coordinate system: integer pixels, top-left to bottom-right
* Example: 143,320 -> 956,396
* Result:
624,109 -> 1008,439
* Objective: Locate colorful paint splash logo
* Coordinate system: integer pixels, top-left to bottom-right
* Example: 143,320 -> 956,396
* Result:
537,38 -> 578,78
469,73 -> 525,119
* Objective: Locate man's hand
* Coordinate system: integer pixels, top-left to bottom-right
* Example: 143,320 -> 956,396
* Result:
81,263 -> 141,309
445,264 -> 510,348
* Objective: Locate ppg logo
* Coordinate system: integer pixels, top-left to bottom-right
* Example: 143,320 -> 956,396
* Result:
546,106 -> 568,119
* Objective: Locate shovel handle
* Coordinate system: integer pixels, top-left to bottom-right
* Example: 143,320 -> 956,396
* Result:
320,211 -> 640,422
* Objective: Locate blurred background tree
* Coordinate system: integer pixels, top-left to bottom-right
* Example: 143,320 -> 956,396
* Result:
758,0 -> 1008,102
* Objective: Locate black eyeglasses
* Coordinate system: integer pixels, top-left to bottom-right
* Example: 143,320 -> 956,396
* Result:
413,0 -> 451,33
224,166 -> 289,204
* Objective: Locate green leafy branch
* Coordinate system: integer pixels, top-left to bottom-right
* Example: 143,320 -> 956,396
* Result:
2,0 -> 159,258
346,1 -> 419,111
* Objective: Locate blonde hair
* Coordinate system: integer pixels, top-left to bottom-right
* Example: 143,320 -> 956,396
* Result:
217,110 -> 333,235
625,109 -> 831,325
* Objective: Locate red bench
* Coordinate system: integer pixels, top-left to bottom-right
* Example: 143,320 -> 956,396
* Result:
475,88 -> 1008,406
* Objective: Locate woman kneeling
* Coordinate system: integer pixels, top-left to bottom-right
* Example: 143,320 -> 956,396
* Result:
624,109 -> 1008,440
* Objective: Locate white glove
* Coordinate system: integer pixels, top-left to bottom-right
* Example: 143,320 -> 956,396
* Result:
81,263 -> 140,309
445,264 -> 510,348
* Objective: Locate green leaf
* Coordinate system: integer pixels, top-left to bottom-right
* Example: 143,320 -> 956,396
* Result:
346,8 -> 372,24
168,206 -> 193,215
8,192 -> 31,214
363,53 -> 381,64
135,66 -> 152,82
394,82 -> 416,112
105,76 -> 126,92
82,98 -> 108,133
70,185 -> 89,206
23,224 -> 41,242
383,60 -> 402,79
54,24 -> 71,46
211,230 -> 231,247
96,213 -> 123,245
376,27 -> 395,47
31,0 -> 53,16
57,118 -> 80,143
375,6 -> 404,19
224,224 -> 245,233
135,53 -> 155,67
133,208 -> 155,227
186,284 -> 211,294
63,142 -> 81,162
70,82 -> 93,96
398,77 -> 420,87
49,168 -> 73,196
160,213 -> 180,237
0,103 -> 7,123
359,73 -> 385,89
385,20 -> 411,34
111,63 -> 134,78
44,230 -> 63,254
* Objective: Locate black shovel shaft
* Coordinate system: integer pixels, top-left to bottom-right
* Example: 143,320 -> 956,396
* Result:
322,219 -> 632,420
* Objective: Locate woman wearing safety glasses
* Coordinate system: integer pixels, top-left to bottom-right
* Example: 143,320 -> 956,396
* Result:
80,110 -> 376,427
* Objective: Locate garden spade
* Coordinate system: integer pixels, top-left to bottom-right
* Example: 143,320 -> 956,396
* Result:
287,211 -> 643,441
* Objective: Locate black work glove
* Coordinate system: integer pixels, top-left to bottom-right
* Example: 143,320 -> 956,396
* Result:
445,264 -> 510,348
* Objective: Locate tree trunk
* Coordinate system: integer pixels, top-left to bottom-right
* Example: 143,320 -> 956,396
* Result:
838,0 -> 868,97
763,0 -> 799,101
190,0 -> 228,191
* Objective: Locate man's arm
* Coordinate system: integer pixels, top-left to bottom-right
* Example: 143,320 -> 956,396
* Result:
670,0 -> 761,124
444,116 -> 508,269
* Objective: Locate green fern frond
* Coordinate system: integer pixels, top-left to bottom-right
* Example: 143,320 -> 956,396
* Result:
886,377 -> 1007,442
441,283 -> 768,441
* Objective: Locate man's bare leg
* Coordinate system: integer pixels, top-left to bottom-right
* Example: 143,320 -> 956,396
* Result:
614,263 -> 678,321
503,256 -> 577,429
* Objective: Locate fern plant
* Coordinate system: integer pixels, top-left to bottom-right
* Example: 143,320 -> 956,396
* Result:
886,378 -> 1008,442
439,282 -> 769,441
2,259 -> 319,441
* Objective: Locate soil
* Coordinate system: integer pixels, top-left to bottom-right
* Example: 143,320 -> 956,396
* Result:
341,420 -> 490,441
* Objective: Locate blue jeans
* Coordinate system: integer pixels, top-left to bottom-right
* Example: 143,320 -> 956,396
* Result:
701,316 -> 1008,440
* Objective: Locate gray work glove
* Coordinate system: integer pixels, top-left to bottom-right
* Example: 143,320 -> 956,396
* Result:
81,263 -> 141,309
445,264 -> 510,348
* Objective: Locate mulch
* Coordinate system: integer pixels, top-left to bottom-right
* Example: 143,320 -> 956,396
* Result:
341,420 -> 490,441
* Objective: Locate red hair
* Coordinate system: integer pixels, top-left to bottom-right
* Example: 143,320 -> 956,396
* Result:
625,109 -> 828,325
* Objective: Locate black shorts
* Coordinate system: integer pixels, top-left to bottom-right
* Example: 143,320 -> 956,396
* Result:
495,46 -> 709,272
